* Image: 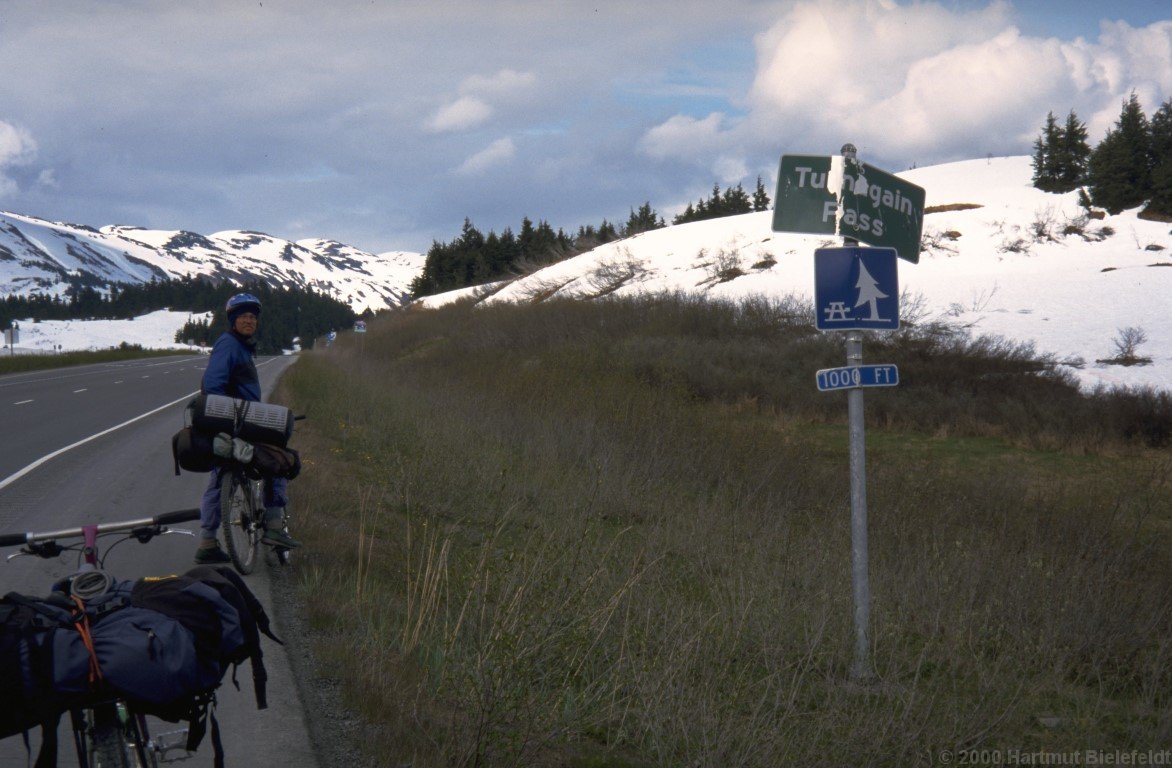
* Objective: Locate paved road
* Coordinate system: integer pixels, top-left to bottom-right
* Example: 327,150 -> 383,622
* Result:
0,354 -> 318,768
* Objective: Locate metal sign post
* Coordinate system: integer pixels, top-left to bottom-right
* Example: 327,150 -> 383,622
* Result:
845,329 -> 870,681
773,143 -> 921,682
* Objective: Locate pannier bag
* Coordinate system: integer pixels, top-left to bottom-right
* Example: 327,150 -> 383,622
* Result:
187,393 -> 294,448
248,442 -> 301,480
172,426 -> 217,474
172,430 -> 299,479
0,566 -> 282,765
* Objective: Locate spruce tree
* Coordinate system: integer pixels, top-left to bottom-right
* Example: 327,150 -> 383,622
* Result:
1145,99 -> 1172,218
1032,111 -> 1062,192
1088,92 -> 1152,213
623,202 -> 664,236
1058,110 -> 1090,192
752,176 -> 771,211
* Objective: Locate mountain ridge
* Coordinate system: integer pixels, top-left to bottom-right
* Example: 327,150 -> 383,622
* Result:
0,211 -> 424,313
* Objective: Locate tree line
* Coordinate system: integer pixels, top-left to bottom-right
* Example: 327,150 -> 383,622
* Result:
410,179 -> 774,299
1032,92 -> 1172,217
1,277 -> 355,355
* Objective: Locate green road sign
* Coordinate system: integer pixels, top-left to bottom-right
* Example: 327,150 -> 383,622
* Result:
772,154 -> 837,235
772,154 -> 926,264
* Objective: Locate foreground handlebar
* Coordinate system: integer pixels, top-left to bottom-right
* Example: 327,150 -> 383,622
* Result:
0,508 -> 203,550
155,509 -> 202,526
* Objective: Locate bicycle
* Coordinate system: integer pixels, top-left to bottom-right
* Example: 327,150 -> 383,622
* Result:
0,508 -> 203,768
219,463 -> 293,573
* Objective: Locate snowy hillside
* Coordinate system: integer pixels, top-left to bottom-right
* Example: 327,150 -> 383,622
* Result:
0,212 -> 424,313
418,156 -> 1171,393
5,156 -> 1169,394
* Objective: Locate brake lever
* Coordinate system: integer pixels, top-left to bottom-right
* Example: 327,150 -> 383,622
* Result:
5,541 -> 66,561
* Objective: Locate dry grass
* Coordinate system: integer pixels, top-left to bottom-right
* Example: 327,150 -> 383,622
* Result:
275,296 -> 1171,767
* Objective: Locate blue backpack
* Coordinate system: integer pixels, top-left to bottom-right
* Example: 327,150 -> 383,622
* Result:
0,565 -> 281,766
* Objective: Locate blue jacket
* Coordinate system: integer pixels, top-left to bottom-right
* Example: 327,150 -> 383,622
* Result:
201,331 -> 261,401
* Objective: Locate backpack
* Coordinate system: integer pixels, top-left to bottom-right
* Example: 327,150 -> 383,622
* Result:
133,566 -> 282,709
0,597 -> 65,741
0,567 -> 281,766
172,425 -> 217,474
247,443 -> 301,481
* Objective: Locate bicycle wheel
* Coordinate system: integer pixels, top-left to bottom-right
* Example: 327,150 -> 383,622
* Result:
87,702 -> 156,768
221,469 -> 261,574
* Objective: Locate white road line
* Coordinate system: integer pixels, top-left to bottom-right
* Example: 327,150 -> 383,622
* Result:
14,399 -> 33,405
74,388 -> 87,393
0,389 -> 199,492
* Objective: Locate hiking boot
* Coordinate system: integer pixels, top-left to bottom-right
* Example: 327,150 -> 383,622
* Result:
194,544 -> 232,564
262,528 -> 301,549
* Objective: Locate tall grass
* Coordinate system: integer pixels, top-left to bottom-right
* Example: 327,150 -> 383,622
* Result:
276,295 -> 1170,767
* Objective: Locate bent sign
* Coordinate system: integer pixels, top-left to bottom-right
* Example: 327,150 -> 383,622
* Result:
771,154 -> 925,264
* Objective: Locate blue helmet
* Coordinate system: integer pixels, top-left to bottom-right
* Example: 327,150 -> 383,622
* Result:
225,292 -> 262,317
225,293 -> 261,326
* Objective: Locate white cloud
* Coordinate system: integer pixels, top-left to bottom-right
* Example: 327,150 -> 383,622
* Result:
37,169 -> 59,189
457,137 -> 516,175
639,0 -> 1172,175
640,113 -> 727,160
459,69 -> 537,99
427,69 -> 539,134
0,120 -> 37,196
426,96 -> 494,133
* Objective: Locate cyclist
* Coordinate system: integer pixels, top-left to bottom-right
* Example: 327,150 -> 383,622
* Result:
195,292 -> 301,564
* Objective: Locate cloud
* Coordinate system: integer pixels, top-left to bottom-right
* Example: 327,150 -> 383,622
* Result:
640,0 -> 1172,175
457,137 -> 516,175
427,96 -> 494,133
460,69 -> 537,99
0,120 -> 37,196
427,69 -> 539,134
640,113 -> 728,159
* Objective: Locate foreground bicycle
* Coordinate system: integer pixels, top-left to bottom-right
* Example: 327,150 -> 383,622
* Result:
0,508 -> 267,768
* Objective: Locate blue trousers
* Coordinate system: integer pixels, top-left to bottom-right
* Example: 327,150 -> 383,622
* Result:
200,468 -> 288,540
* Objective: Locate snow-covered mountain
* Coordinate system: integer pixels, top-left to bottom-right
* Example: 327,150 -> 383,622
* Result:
0,211 -> 423,313
6,157 -> 1170,394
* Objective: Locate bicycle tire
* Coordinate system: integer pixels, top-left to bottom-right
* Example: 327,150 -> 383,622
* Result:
222,469 -> 261,574
88,702 -> 156,768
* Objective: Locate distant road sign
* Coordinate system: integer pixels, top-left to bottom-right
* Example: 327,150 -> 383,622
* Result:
814,247 -> 900,331
772,154 -> 926,263
816,364 -> 900,392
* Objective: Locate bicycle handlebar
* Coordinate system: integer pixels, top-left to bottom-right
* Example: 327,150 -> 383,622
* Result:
0,508 -> 202,550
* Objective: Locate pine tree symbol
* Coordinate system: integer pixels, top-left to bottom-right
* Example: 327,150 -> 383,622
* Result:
854,258 -> 888,321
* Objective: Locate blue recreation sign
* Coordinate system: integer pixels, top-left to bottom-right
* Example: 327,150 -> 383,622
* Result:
814,247 -> 900,331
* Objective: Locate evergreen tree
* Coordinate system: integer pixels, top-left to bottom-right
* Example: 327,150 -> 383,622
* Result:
1088,92 -> 1152,213
1058,110 -> 1091,192
623,202 -> 665,237
1032,111 -> 1063,192
1145,99 -> 1172,218
752,176 -> 771,211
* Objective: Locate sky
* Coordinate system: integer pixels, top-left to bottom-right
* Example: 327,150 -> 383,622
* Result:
0,0 -> 1169,255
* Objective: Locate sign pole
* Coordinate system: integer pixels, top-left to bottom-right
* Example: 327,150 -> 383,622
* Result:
841,141 -> 873,682
845,328 -> 872,681
776,140 -> 920,684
